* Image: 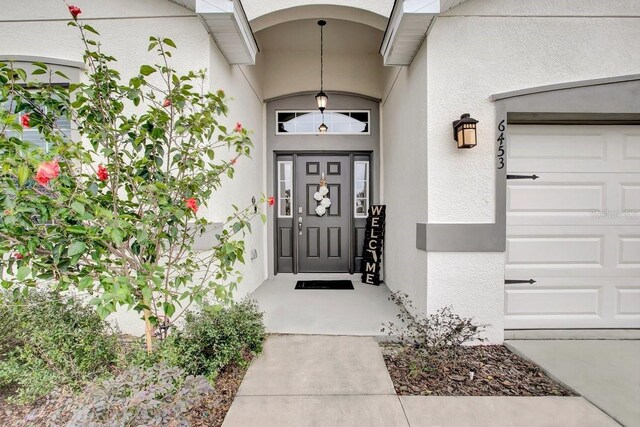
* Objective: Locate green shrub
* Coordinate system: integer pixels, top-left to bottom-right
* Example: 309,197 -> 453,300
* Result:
134,299 -> 265,380
0,289 -> 121,403
56,363 -> 211,427
382,292 -> 487,369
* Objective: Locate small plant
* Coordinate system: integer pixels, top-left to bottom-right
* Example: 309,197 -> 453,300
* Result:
382,292 -> 486,368
0,289 -> 120,403
133,299 -> 265,380
58,363 -> 212,427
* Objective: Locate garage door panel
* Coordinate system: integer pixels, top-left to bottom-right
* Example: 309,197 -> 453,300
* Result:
504,277 -> 640,329
621,185 -> 640,211
507,235 -> 603,266
509,129 -> 606,160
617,289 -> 640,316
507,225 -> 640,277
505,288 -> 600,316
507,173 -> 640,226
509,125 -> 640,172
623,133 -> 640,159
619,236 -> 640,266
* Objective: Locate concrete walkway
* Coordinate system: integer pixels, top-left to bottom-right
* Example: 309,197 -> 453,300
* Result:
223,335 -> 618,427
507,340 -> 640,427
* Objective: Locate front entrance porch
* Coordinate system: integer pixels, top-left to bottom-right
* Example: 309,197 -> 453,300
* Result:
249,274 -> 400,336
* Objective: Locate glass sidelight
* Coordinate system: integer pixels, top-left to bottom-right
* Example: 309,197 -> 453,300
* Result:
354,160 -> 369,218
278,161 -> 293,218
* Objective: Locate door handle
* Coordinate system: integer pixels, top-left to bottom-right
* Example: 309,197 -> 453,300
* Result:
298,216 -> 303,235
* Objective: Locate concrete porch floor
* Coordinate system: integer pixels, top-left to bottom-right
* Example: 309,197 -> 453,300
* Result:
248,274 -> 401,336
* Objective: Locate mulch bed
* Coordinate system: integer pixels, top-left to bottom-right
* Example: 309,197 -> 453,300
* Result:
381,343 -> 575,396
0,355 -> 252,427
187,353 -> 252,427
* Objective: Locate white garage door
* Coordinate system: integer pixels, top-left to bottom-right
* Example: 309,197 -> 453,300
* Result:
505,125 -> 640,329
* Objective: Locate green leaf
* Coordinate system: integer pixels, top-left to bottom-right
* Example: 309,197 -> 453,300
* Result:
79,276 -> 93,290
139,65 -> 156,76
163,38 -> 177,48
16,266 -> 31,281
82,24 -> 100,35
66,225 -> 87,234
54,70 -> 69,80
68,241 -> 86,257
17,165 -> 29,186
31,69 -> 47,75
163,302 -> 175,317
110,228 -> 124,246
71,201 -> 85,215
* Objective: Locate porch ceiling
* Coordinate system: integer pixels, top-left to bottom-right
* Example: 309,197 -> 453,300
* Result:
380,0 -> 468,66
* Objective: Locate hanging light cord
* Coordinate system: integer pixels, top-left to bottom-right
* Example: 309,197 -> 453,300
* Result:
320,22 -> 324,92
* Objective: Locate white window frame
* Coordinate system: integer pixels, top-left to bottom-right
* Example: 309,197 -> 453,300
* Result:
354,160 -> 370,218
276,110 -> 371,135
277,160 -> 293,218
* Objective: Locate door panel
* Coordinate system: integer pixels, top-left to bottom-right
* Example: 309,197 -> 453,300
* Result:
297,155 -> 351,272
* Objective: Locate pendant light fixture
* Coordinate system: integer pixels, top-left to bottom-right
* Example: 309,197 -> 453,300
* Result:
315,19 -> 328,133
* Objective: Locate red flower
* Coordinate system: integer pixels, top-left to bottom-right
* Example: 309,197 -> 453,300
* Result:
13,253 -> 24,260
234,122 -> 242,133
267,196 -> 275,207
34,160 -> 60,186
68,5 -> 82,19
97,165 -> 109,181
162,99 -> 171,108
185,197 -> 198,213
21,114 -> 30,128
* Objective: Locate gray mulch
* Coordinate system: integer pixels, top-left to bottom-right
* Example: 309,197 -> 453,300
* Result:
380,343 -> 575,396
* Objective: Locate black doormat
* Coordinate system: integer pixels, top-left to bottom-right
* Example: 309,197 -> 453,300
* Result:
295,280 -> 354,290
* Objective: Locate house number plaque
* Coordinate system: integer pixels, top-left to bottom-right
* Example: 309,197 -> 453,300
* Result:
361,205 -> 386,286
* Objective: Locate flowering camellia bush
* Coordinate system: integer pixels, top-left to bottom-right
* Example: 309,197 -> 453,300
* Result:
0,5 -> 268,352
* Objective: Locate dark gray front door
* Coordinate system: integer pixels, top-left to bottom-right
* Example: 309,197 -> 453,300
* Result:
296,155 -> 350,272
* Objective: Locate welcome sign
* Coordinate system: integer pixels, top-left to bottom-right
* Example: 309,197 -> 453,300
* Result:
361,205 -> 385,286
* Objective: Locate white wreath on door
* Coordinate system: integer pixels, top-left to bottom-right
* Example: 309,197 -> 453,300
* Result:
314,185 -> 331,216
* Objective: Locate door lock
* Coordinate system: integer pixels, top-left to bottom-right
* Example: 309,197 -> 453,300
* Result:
298,216 -> 303,235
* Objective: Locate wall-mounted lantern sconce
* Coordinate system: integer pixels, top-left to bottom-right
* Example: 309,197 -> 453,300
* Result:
452,113 -> 478,149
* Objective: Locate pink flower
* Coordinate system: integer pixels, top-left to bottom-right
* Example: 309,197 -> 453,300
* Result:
97,165 -> 108,181
162,99 -> 171,108
21,114 -> 30,128
34,160 -> 60,186
68,5 -> 82,19
185,197 -> 198,213
267,196 -> 275,207
234,122 -> 242,133
13,253 -> 24,260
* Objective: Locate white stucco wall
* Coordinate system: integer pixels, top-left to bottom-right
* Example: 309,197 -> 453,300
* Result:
423,0 -> 640,342
381,39 -> 428,312
0,0 -> 267,335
